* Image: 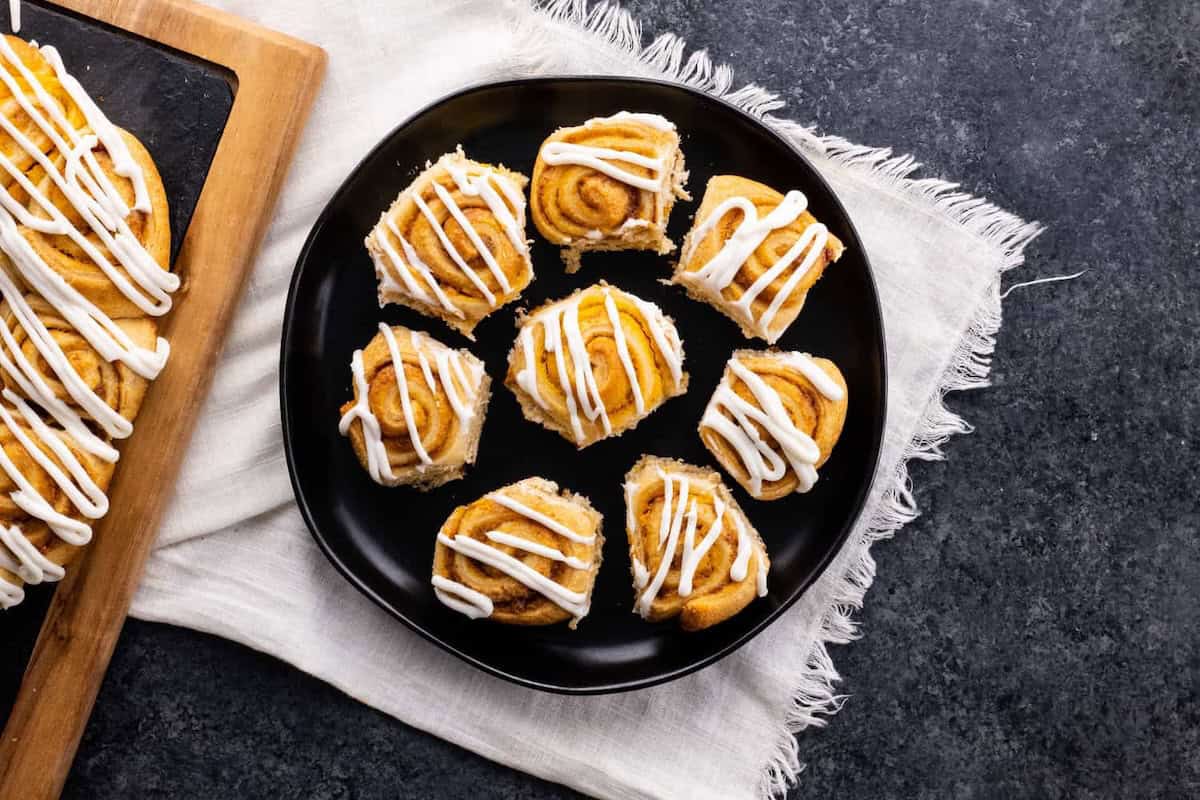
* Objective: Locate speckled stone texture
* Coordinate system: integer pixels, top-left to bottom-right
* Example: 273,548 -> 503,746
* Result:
39,0 -> 1200,797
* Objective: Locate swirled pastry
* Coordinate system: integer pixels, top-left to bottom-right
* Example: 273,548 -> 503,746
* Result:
0,294 -> 155,426
0,36 -> 179,610
0,393 -> 115,610
0,38 -> 85,184
366,149 -> 532,338
530,111 -> 689,273
700,350 -> 847,500
19,127 -> 172,318
432,476 -> 603,627
505,283 -> 687,448
673,175 -> 844,344
339,323 -> 491,489
624,456 -> 768,631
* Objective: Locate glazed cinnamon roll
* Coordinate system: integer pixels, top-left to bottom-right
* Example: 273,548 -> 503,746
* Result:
367,149 -> 533,338
530,111 -> 689,272
18,127 -> 174,319
0,37 -> 179,610
0,36 -> 85,185
674,175 -> 844,344
699,350 -> 848,500
0,392 -> 114,610
432,476 -> 603,627
0,293 -> 155,428
624,456 -> 768,631
339,323 -> 491,489
505,282 -> 687,448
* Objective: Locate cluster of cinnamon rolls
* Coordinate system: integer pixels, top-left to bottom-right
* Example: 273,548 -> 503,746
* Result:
0,36 -> 176,610
339,110 -> 849,631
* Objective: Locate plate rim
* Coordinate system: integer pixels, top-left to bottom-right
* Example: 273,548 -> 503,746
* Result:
279,74 -> 889,695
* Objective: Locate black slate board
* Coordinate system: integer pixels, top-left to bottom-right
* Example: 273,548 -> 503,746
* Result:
0,0 -> 234,723
281,77 -> 886,693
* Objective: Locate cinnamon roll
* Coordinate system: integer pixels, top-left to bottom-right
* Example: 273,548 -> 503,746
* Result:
673,175 -> 844,344
366,149 -> 533,338
432,476 -> 603,627
0,36 -> 85,186
17,126 -> 173,319
0,393 -> 115,609
530,111 -> 689,272
505,282 -> 687,448
624,455 -> 768,631
699,350 -> 848,500
339,323 -> 491,489
0,37 -> 179,609
0,293 -> 155,427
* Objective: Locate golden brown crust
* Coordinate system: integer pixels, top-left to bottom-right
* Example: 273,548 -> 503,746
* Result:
0,407 -> 114,594
431,476 -> 604,627
0,293 -> 155,425
699,349 -> 848,500
504,282 -> 688,449
0,37 -> 86,188
0,39 -> 171,611
339,325 -> 490,490
19,128 -> 171,319
624,455 -> 769,631
674,175 -> 843,343
366,150 -> 533,338
530,113 -> 688,271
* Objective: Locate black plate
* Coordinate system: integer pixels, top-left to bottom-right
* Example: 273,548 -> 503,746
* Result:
0,0 -> 235,721
281,77 -> 886,694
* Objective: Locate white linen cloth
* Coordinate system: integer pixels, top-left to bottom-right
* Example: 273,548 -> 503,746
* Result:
129,2 -> 1040,798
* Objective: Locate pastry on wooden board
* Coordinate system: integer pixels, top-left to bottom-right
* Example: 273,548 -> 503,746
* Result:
0,35 -> 179,610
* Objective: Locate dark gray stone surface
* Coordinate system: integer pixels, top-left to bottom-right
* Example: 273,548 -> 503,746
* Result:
51,0 -> 1200,797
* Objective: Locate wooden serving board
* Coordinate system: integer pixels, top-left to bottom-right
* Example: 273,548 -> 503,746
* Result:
0,1 -> 325,796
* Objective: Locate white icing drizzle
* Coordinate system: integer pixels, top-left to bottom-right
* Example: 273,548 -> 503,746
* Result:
0,567 -> 22,607
604,288 -> 644,414
0,38 -> 185,608
541,141 -> 665,192
757,560 -> 769,597
431,575 -> 493,619
434,487 -> 597,621
0,43 -> 172,378
338,323 -> 484,484
513,289 -> 683,444
437,532 -> 590,619
701,354 -> 841,496
337,349 -> 395,485
8,1 -> 18,34
631,557 -> 649,590
0,266 -> 124,460
623,479 -> 636,536
485,529 -> 592,570
0,41 -> 173,318
682,190 -> 829,340
371,153 -> 527,314
0,389 -> 105,525
677,496 -> 725,598
634,471 -> 763,616
382,325 -> 431,466
0,522 -> 61,584
637,472 -> 689,616
600,111 -> 676,131
486,491 -> 595,544
729,512 -> 752,582
786,351 -> 845,402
